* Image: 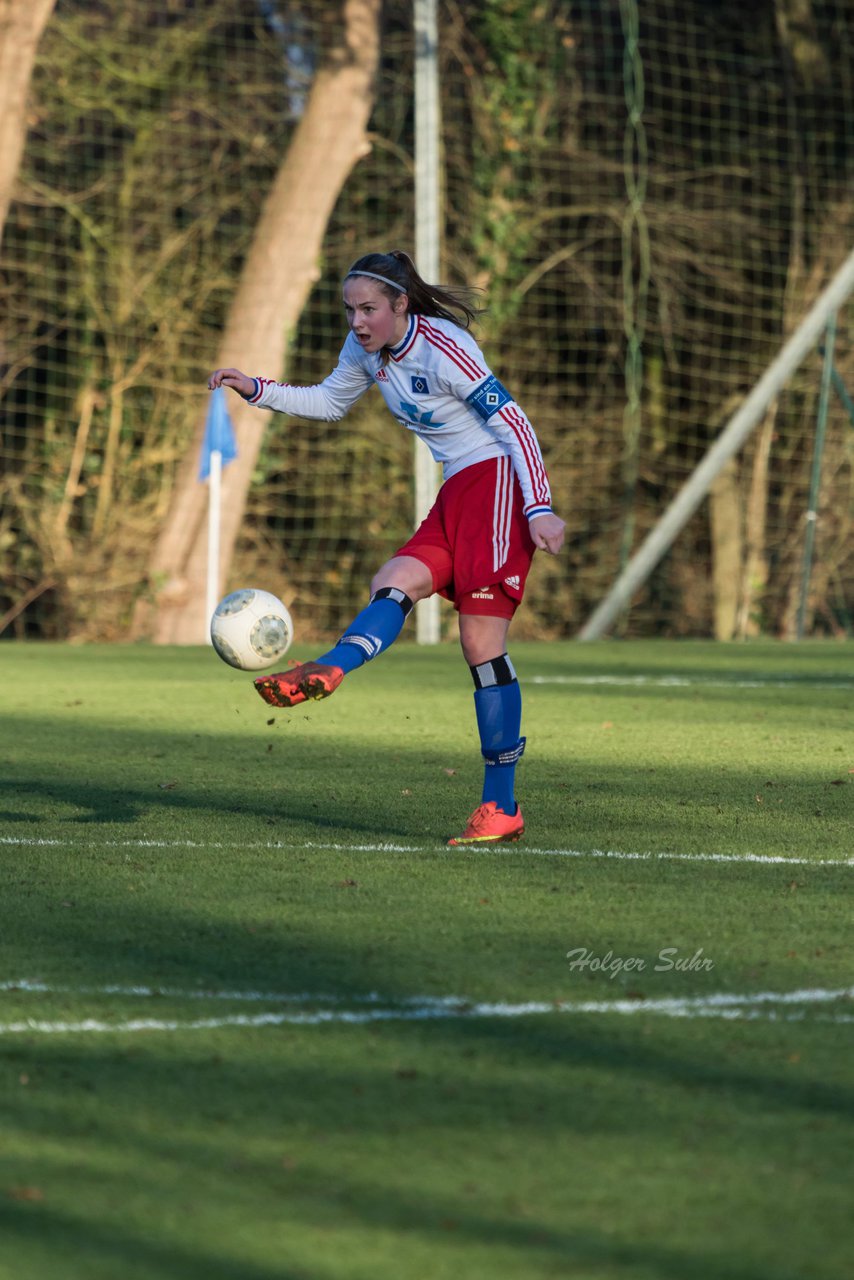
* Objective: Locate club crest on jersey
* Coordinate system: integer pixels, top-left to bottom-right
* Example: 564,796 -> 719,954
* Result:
410,374 -> 430,395
466,374 -> 512,421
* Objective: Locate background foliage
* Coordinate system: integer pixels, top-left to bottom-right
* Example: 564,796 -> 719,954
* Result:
1,0 -> 853,641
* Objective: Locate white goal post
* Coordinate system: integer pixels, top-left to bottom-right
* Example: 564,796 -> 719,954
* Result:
577,246 -> 854,640
413,0 -> 442,644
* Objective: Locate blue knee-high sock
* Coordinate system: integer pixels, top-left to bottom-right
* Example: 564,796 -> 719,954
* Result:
316,588 -> 414,675
471,654 -> 525,814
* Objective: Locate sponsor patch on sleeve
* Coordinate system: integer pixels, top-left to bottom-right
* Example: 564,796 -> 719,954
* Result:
466,374 -> 513,421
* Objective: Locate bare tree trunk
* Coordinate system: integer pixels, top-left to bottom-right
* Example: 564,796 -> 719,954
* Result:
0,0 -> 56,241
709,458 -> 742,640
735,404 -> 775,637
133,0 -> 380,644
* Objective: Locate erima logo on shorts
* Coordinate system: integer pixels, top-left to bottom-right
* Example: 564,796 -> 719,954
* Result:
411,375 -> 430,394
471,588 -> 494,600
466,374 -> 513,421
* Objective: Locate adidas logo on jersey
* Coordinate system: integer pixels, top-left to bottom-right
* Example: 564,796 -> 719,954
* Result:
504,574 -> 520,589
375,368 -> 389,382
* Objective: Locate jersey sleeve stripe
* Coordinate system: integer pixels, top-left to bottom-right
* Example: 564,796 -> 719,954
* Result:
252,376 -> 291,402
419,319 -> 486,381
506,405 -> 550,498
420,322 -> 483,378
500,404 -> 551,504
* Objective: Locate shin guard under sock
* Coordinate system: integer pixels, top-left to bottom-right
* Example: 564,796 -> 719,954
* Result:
316,587 -> 414,675
471,654 -> 525,813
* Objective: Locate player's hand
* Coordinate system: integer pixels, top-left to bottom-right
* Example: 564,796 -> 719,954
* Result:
529,511 -> 566,555
208,367 -> 255,398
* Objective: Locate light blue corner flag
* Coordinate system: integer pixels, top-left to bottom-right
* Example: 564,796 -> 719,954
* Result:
199,387 -> 238,480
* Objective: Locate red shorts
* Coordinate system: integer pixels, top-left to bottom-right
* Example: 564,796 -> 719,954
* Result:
395,456 -> 536,617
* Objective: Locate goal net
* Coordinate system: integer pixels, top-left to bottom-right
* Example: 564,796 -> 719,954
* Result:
1,0 -> 852,641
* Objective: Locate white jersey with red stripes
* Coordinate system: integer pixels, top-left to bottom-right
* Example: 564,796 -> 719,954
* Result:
248,313 -> 552,520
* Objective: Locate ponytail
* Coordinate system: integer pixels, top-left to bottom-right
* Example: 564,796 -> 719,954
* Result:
345,250 -> 480,330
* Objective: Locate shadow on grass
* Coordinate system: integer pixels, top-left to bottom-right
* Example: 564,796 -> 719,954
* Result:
0,1149 -> 830,1280
1,969 -> 850,1280
0,707 -> 850,845
1,830 -> 851,1276
1,649 -> 851,1275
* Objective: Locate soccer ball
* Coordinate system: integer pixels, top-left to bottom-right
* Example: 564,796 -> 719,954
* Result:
210,588 -> 293,671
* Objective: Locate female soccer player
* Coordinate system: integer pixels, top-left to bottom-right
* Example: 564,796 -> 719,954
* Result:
209,250 -> 565,845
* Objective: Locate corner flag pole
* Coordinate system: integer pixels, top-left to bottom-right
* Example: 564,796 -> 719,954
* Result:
199,388 -> 238,643
206,447 -> 223,638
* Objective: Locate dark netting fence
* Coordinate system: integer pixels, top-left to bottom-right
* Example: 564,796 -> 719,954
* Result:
1,0 -> 852,642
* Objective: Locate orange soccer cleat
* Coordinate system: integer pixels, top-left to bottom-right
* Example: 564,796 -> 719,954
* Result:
447,801 -> 525,846
254,661 -> 344,708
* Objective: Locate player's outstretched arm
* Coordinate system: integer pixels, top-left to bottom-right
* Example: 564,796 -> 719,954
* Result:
208,367 -> 255,398
529,511 -> 566,555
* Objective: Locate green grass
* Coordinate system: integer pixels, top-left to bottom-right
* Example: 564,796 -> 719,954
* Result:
0,638 -> 852,1280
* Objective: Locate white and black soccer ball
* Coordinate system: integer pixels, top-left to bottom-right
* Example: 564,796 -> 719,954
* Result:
210,588 -> 293,671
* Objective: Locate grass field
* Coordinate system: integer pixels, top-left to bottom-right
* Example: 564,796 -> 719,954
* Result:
0,638 -> 852,1280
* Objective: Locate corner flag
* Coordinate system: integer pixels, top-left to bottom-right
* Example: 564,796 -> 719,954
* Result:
200,388 -> 238,641
199,387 -> 237,480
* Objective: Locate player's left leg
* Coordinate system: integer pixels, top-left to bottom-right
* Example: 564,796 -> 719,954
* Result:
255,556 -> 433,708
448,609 -> 526,846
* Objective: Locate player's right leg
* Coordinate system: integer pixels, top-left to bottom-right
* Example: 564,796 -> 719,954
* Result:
254,556 -> 434,708
254,660 -> 346,707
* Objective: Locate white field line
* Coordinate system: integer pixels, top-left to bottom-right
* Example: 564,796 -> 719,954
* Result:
529,674 -> 854,689
0,981 -> 851,1035
0,835 -> 851,867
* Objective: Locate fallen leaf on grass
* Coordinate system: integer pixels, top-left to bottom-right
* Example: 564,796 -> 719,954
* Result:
7,1186 -> 43,1202
158,780 -> 178,791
